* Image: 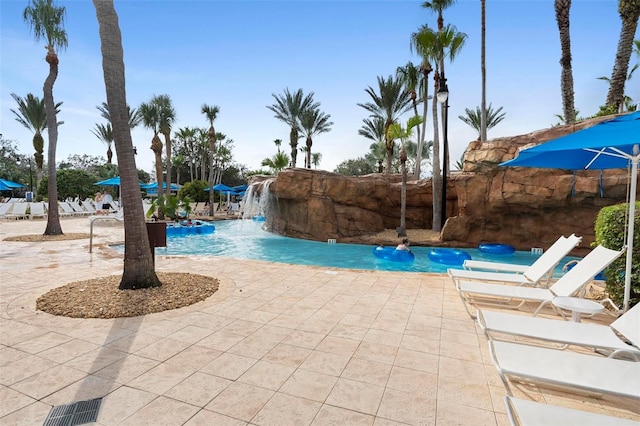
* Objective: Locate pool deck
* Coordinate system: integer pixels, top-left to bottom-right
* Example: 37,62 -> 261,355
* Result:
1,218 -> 638,425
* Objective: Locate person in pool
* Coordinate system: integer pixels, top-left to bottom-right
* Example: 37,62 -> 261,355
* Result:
396,238 -> 411,251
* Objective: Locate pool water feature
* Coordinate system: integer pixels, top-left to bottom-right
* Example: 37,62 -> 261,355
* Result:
118,220 -> 580,274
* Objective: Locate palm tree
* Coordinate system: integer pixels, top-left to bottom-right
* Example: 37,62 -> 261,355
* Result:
267,88 -> 318,167
312,152 -> 322,169
357,75 -> 412,174
93,0 -> 160,289
139,100 -> 164,218
172,154 -> 185,185
153,94 -> 176,195
96,101 -> 142,129
23,0 -> 67,235
261,140 -> 290,174
174,126 -> 197,181
9,92 -> 61,187
598,63 -> 638,112
606,0 -> 640,109
299,107 -> 333,169
458,104 -> 506,138
422,0 -> 456,31
411,26 -> 435,181
555,0 -> 576,124
387,115 -> 424,235
358,117 -> 386,144
91,122 -> 114,163
480,0 -> 487,141
201,104 -> 220,216
396,61 -> 426,177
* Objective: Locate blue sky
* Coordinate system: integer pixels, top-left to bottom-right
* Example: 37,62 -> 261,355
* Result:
1,0 -> 637,178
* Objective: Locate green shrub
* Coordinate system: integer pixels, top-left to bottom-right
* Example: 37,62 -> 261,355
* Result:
594,202 -> 640,308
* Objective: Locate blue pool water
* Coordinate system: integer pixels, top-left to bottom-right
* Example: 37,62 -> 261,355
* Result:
116,219 -> 581,274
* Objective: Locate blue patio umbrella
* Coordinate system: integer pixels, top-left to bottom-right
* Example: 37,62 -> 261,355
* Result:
94,176 -> 123,186
141,182 -> 181,191
500,111 -> 640,311
0,178 -> 26,189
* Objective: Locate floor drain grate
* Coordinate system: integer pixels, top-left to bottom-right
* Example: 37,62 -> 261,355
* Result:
43,398 -> 102,426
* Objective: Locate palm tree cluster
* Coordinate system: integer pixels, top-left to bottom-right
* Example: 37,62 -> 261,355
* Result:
267,88 -> 332,169
92,101 -> 142,164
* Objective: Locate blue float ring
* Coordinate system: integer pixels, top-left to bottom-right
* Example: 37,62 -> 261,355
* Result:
373,246 -> 415,262
478,243 -> 515,255
427,248 -> 472,266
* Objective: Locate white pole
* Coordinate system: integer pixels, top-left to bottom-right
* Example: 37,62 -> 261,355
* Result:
623,144 -> 639,312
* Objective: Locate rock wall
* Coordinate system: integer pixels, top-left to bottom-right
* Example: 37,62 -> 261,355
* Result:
254,115 -> 631,253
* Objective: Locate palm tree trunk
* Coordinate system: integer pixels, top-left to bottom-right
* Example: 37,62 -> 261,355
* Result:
415,65 -> 431,180
432,72 -> 442,232
164,133 -> 171,199
606,0 -> 640,108
94,0 -> 160,289
290,126 -> 298,168
555,0 -> 576,124
480,0 -> 487,141
306,137 -> 312,169
43,49 -> 62,236
208,132 -> 216,216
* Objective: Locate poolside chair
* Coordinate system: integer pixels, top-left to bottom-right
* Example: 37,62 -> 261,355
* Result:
449,234 -> 582,288
503,396 -> 639,426
463,234 -> 578,274
454,245 -> 623,319
69,201 -> 91,216
58,201 -> 76,216
81,200 -> 97,214
477,303 -> 640,360
489,340 -> 640,400
29,202 -> 46,220
0,202 -> 13,218
6,202 -> 28,220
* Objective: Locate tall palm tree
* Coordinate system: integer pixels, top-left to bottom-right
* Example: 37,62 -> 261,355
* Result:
357,75 -> 412,174
606,0 -> 640,109
174,126 -> 197,181
598,64 -> 638,112
396,61 -> 425,177
262,139 -> 290,174
201,104 -> 220,216
172,154 -> 185,185
458,104 -> 506,138
139,101 -> 164,218
267,88 -> 318,168
93,0 -> 160,289
153,94 -> 176,194
299,107 -> 333,169
358,117 -> 386,144
555,0 -> 576,124
10,92 -> 61,187
91,122 -> 114,163
96,101 -> 142,129
23,0 -> 67,235
422,0 -> 456,31
480,0 -> 487,141
411,26 -> 435,180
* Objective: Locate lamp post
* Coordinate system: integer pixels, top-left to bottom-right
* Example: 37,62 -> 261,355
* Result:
436,72 -> 449,229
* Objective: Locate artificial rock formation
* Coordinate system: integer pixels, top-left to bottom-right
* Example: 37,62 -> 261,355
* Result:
256,115 -> 631,253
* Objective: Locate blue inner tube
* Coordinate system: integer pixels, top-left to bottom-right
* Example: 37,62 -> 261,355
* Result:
373,246 -> 415,262
478,243 -> 515,255
427,248 -> 472,266
253,216 -> 265,222
166,222 -> 215,236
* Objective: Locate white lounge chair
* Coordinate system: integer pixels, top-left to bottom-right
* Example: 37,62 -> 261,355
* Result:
504,396 -> 639,426
463,234 -> 579,274
489,340 -> 640,400
449,234 -> 582,288
29,202 -> 46,219
69,201 -> 90,216
82,200 -> 97,214
455,245 -> 623,318
58,201 -> 76,216
477,304 -> 640,360
0,202 -> 14,217
6,202 -> 28,220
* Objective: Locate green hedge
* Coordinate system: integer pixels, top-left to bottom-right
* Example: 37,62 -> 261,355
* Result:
594,202 -> 640,308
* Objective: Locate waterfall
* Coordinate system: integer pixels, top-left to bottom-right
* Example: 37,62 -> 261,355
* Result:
240,179 -> 275,221
240,183 -> 258,220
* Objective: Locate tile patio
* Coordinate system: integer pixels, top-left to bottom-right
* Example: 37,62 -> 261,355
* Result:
0,218 -> 638,425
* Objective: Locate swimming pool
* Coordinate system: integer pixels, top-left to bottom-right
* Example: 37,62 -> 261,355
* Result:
120,219 -> 580,274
